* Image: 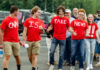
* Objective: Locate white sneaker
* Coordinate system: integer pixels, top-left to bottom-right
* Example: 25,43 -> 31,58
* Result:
86,67 -> 90,70
79,68 -> 84,70
58,69 -> 62,70
89,64 -> 93,69
49,65 -> 54,70
70,66 -> 75,70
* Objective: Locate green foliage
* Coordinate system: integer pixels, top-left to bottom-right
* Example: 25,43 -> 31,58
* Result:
0,0 -> 100,14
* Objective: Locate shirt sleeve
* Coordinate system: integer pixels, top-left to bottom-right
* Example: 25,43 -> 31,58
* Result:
23,19 -> 29,28
50,17 -> 54,26
66,18 -> 70,28
0,19 -> 7,30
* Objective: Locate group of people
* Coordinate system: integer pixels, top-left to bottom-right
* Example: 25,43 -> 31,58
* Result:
0,5 -> 45,70
46,6 -> 100,70
0,5 -> 100,70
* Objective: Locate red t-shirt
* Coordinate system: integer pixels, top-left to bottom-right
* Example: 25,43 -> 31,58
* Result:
86,23 -> 98,39
24,17 -> 45,41
50,16 -> 70,40
71,19 -> 88,40
0,16 -> 19,42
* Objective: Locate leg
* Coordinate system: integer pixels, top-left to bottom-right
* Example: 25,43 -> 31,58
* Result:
90,39 -> 96,64
32,41 -> 40,70
50,38 -> 58,65
32,54 -> 37,68
85,39 -> 91,67
3,56 -> 10,68
58,40 -> 66,69
3,42 -> 12,70
27,42 -> 33,64
70,40 -> 79,67
78,39 -> 85,69
13,43 -> 21,70
46,37 -> 51,62
66,37 -> 71,63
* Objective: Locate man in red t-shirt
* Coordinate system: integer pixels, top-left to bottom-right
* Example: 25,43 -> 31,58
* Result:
47,6 -> 70,70
70,9 -> 88,70
0,6 -> 22,70
22,6 -> 45,70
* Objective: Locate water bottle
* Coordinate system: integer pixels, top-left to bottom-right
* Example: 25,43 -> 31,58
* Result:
0,49 -> 3,58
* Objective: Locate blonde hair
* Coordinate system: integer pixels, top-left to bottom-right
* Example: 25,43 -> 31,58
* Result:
87,14 -> 95,24
78,9 -> 86,14
31,6 -> 41,14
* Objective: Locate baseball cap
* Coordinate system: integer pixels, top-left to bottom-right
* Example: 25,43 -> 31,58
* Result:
65,9 -> 71,13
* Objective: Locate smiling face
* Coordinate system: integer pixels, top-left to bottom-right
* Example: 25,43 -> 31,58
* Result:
34,9 -> 41,18
65,12 -> 71,18
13,9 -> 19,17
87,14 -> 94,23
78,12 -> 85,20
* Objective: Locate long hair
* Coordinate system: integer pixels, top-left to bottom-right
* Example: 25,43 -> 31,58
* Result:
87,14 -> 95,24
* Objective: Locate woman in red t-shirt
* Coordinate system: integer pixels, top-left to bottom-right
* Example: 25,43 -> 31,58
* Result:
85,14 -> 100,70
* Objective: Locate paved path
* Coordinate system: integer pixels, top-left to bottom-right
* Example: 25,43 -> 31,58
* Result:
0,36 -> 100,70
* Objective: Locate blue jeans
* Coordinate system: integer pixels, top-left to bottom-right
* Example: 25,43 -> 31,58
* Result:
50,37 -> 66,69
71,39 -> 85,69
64,37 -> 71,63
85,39 -> 96,67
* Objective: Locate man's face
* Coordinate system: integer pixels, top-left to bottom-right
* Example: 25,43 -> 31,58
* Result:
58,9 -> 64,15
78,12 -> 85,20
14,9 -> 19,17
34,10 -> 41,18
65,12 -> 71,18
97,11 -> 100,16
73,8 -> 78,14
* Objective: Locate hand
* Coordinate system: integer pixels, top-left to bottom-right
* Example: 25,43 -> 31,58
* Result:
85,33 -> 89,37
46,29 -> 50,33
19,41 -> 23,46
50,37 -> 53,40
0,44 -> 4,49
21,41 -> 25,47
73,32 -> 77,36
98,40 -> 100,45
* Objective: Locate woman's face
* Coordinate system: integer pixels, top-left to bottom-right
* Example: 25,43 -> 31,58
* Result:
78,12 -> 85,20
88,14 -> 94,23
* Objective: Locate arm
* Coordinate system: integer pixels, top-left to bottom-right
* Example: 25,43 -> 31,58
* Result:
96,30 -> 100,42
0,29 -> 4,49
47,25 -> 53,33
22,27 -> 27,46
85,29 -> 89,37
68,27 -> 77,36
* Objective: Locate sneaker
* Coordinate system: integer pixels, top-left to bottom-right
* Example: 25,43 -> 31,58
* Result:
70,66 -> 75,70
58,69 -> 62,70
89,64 -> 93,69
94,62 -> 100,67
49,65 -> 54,70
79,68 -> 84,70
86,67 -> 90,70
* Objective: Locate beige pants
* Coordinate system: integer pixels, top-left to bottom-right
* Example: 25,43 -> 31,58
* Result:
27,41 -> 40,56
3,42 -> 20,56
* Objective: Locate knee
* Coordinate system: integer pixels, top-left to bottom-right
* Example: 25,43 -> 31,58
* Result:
32,54 -> 37,60
4,56 -> 10,61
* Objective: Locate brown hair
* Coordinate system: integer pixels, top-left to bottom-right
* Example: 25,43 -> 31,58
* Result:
10,5 -> 19,13
87,14 -> 95,24
78,9 -> 86,14
57,6 -> 65,15
31,6 -> 41,14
